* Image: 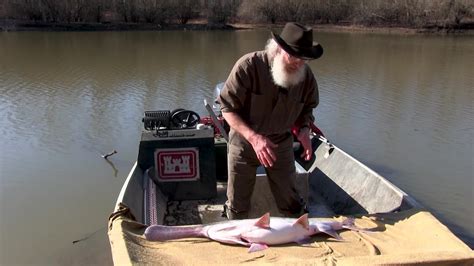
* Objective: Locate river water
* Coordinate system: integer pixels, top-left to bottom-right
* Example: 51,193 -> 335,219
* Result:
0,30 -> 472,264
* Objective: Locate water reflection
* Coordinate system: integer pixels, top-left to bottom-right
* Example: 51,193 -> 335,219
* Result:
0,30 -> 472,264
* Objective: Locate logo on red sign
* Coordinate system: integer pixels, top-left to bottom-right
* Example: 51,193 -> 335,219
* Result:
154,148 -> 199,182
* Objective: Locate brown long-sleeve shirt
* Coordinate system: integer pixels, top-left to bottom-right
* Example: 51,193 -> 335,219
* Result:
218,51 -> 319,140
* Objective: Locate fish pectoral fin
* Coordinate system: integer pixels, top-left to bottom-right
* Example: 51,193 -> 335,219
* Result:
320,228 -> 343,241
248,243 -> 269,253
254,213 -> 271,229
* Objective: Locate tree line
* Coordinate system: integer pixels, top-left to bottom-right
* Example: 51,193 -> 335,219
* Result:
1,0 -> 473,29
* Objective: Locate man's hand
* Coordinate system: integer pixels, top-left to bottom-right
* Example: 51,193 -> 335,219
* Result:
221,111 -> 278,167
248,133 -> 278,168
296,127 -> 312,161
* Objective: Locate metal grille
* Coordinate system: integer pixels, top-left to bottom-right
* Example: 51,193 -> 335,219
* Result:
142,110 -> 171,130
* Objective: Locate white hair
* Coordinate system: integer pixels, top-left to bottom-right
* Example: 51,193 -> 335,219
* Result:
265,39 -> 306,88
271,52 -> 306,88
265,38 -> 280,60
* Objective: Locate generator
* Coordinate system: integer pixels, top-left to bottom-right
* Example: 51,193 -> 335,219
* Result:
138,109 -> 217,200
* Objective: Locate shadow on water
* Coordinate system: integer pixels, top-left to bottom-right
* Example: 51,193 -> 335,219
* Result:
104,158 -> 119,177
72,226 -> 107,244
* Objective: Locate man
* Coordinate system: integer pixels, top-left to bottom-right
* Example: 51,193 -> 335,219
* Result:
218,22 -> 323,219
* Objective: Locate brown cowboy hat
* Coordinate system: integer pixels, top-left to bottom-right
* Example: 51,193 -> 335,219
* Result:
271,22 -> 323,60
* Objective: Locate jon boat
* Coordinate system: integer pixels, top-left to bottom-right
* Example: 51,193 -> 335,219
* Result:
108,86 -> 473,265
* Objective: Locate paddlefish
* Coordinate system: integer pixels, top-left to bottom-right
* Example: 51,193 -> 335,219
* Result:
144,213 -> 363,252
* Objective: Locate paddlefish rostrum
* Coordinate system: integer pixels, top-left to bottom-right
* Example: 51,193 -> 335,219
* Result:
144,213 -> 365,253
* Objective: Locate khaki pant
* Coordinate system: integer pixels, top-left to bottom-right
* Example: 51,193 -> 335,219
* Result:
225,131 -> 303,219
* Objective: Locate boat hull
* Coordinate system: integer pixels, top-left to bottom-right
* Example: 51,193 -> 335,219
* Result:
109,135 -> 473,265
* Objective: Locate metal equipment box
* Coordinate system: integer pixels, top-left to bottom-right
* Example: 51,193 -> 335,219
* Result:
138,127 -> 217,200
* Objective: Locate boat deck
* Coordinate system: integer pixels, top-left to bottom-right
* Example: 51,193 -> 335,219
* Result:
162,184 -> 337,226
153,164 -> 336,226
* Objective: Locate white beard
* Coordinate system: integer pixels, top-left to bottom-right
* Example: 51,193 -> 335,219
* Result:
271,53 -> 306,88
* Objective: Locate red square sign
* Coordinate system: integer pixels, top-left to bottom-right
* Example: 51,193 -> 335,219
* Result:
154,148 -> 200,182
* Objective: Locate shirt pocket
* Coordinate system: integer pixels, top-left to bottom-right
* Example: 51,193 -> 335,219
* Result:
248,92 -> 271,132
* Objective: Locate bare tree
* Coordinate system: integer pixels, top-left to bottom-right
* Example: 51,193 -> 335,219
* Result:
115,0 -> 140,23
139,0 -> 160,23
205,0 -> 241,25
65,0 -> 88,22
442,0 -> 473,26
255,0 -> 282,24
170,0 -> 200,24
2,0 -> 473,29
6,0 -> 45,21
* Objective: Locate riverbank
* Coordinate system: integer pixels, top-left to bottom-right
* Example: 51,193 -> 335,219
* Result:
234,22 -> 474,35
0,20 -> 234,32
236,18 -> 474,34
1,19 -> 473,35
